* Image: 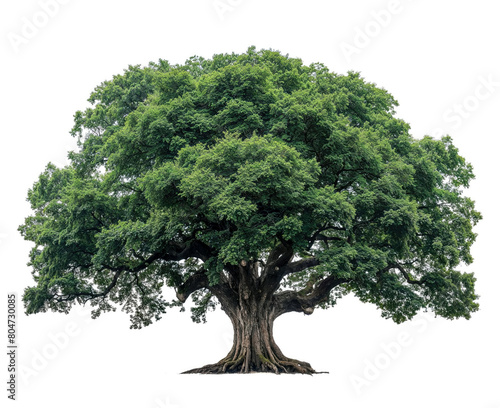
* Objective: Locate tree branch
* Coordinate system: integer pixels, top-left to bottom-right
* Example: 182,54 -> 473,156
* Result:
51,240 -> 213,306
279,257 -> 320,278
306,225 -> 347,251
161,240 -> 212,263
273,275 -> 351,317
391,262 -> 424,285
260,242 -> 294,283
51,268 -> 123,303
176,269 -> 209,303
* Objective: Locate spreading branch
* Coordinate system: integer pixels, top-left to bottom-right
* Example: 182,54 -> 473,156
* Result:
390,262 -> 424,285
260,242 -> 294,283
176,269 -> 210,303
279,257 -> 320,278
273,275 -> 351,317
50,240 -> 212,304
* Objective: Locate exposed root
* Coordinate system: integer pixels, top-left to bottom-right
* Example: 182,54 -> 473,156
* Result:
182,354 -> 319,374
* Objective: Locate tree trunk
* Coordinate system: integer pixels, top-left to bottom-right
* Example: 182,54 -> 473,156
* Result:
182,289 -> 316,374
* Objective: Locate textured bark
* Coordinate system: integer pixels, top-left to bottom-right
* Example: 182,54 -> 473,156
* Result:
180,258 -> 346,374
182,294 -> 316,374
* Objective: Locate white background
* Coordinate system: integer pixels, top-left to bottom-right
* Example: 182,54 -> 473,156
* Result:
1,1 -> 499,407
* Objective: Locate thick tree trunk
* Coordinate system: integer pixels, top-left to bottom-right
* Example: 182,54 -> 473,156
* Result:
178,256 -> 344,374
182,295 -> 316,374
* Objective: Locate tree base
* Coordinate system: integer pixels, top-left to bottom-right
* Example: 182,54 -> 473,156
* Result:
182,356 -> 320,375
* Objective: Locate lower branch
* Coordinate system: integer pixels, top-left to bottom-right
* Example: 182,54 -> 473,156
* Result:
176,270 -> 209,303
274,276 -> 351,317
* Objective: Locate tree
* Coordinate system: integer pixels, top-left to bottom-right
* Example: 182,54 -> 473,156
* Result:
20,47 -> 481,374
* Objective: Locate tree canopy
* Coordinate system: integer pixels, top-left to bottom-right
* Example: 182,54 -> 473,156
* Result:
20,47 -> 481,373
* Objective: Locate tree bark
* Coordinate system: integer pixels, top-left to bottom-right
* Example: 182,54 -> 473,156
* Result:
182,260 -> 318,374
182,293 -> 316,374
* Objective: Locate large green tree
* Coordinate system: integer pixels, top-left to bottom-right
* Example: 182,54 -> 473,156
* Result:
20,47 -> 481,374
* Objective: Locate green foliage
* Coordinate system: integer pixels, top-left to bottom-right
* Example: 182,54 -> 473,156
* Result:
20,47 -> 481,327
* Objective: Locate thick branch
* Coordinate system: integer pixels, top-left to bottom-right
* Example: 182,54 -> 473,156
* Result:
260,242 -> 294,285
273,275 -> 351,317
176,270 -> 209,303
162,240 -> 212,263
268,242 -> 294,269
261,256 -> 320,301
279,257 -> 320,278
